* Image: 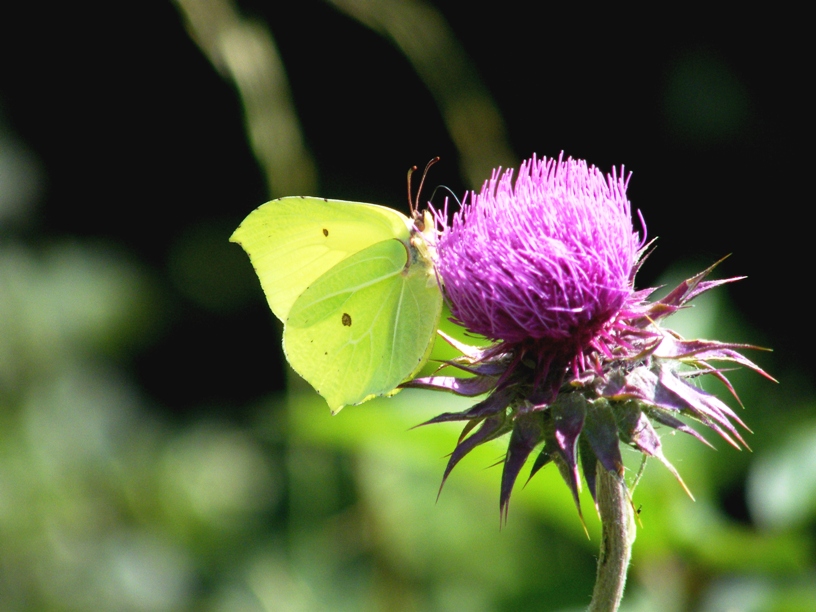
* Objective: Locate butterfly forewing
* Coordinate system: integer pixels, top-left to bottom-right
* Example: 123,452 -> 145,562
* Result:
230,197 -> 410,321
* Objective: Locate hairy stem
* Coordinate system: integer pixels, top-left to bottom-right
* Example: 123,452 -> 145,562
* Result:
588,464 -> 636,612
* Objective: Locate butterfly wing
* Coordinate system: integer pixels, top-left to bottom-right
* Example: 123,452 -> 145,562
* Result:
230,196 -> 411,321
231,196 -> 443,411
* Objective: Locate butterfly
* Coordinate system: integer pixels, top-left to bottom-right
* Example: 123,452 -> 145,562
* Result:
231,191 -> 443,413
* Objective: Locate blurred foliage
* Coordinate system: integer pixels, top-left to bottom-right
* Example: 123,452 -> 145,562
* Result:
0,1 -> 812,611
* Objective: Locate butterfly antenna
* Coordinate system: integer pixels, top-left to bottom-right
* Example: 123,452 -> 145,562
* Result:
430,185 -> 462,209
407,164 -> 419,215
415,157 -> 440,216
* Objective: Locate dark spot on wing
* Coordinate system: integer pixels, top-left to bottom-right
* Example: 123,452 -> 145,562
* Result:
323,228 -> 329,237
342,313 -> 352,326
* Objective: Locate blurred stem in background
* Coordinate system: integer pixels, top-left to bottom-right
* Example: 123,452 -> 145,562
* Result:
326,0 -> 516,186
173,0 -> 516,194
174,0 -> 318,197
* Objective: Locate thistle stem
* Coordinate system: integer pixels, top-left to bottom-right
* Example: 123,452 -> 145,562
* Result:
588,464 -> 636,612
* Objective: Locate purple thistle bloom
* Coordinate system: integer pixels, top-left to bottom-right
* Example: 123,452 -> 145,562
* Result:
435,155 -> 641,389
406,154 -> 774,522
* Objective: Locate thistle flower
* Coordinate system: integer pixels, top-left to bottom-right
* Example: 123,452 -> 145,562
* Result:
406,154 -> 773,521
